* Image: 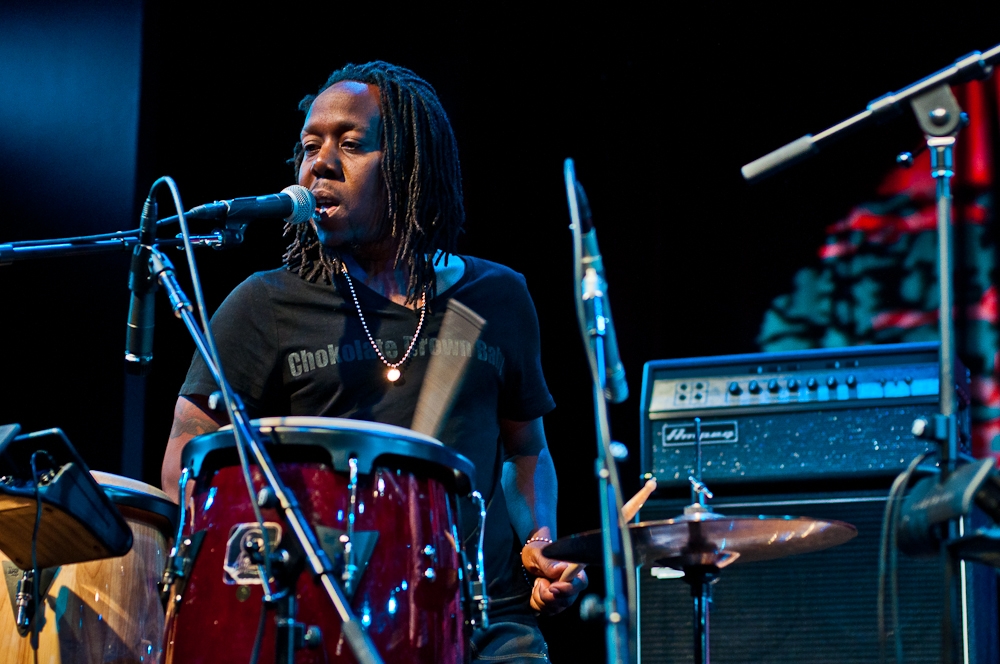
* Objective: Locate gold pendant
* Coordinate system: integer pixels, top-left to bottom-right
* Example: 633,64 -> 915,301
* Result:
386,368 -> 401,382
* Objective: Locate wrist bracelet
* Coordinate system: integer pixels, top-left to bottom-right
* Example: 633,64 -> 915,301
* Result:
521,536 -> 554,583
524,536 -> 553,548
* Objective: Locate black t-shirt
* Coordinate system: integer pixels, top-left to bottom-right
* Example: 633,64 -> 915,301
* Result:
180,256 -> 556,619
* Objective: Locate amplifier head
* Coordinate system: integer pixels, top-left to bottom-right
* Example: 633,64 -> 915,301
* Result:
640,343 -> 970,491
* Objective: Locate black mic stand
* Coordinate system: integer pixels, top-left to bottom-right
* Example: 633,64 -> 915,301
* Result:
913,86 -> 965,664
147,247 -> 383,664
565,158 -> 636,664
0,190 -> 383,663
741,49 -> 1000,663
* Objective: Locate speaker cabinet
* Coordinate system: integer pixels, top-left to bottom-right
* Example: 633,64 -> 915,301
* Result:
637,492 -> 998,663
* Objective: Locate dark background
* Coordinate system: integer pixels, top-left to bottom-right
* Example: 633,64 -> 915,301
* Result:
2,1 -> 999,660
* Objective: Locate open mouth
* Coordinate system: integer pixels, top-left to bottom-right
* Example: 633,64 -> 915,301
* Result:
313,191 -> 340,217
313,196 -> 340,219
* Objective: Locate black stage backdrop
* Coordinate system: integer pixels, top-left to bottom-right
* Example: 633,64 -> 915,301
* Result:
2,2 -> 1000,661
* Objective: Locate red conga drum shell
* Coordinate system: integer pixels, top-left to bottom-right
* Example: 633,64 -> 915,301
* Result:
164,417 -> 476,664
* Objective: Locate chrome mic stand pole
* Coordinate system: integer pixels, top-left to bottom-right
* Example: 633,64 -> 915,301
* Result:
566,159 -> 636,664
584,272 -> 632,664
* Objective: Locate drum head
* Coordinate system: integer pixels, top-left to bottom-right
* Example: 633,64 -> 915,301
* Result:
183,417 -> 475,494
91,470 -> 178,533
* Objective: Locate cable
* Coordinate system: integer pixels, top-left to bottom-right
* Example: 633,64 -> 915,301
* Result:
878,451 -> 931,664
248,599 -> 266,664
28,450 -> 54,655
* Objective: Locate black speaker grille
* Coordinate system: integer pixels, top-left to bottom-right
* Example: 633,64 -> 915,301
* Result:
637,493 -> 998,663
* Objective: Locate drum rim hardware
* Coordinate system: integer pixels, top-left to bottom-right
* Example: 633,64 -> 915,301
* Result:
182,418 -> 476,496
2,564 -> 57,637
342,457 -> 360,594
466,489 -> 489,631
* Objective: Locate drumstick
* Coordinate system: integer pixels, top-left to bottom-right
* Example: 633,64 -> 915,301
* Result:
411,299 -> 486,439
558,477 -> 657,582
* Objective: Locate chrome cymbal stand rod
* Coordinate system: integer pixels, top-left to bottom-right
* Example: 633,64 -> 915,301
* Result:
686,418 -> 714,664
688,567 -> 713,664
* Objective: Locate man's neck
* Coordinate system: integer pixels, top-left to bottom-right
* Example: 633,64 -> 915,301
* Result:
341,252 -> 414,308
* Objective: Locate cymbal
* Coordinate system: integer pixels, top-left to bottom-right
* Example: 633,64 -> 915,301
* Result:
543,511 -> 857,569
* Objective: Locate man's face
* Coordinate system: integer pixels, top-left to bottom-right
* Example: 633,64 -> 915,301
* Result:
298,81 -> 385,249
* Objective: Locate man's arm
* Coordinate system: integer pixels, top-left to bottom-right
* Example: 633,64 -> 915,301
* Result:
161,395 -> 226,502
501,417 -> 587,614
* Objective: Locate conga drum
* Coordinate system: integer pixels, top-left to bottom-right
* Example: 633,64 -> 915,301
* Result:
163,417 -> 478,664
0,471 -> 176,663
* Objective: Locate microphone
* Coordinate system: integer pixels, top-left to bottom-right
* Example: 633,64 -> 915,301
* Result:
576,181 -> 629,404
125,196 -> 158,375
184,185 -> 316,224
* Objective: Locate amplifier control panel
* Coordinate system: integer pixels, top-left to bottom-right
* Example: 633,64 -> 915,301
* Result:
649,362 -> 939,416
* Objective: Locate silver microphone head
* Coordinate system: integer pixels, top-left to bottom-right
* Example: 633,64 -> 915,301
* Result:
280,185 -> 316,224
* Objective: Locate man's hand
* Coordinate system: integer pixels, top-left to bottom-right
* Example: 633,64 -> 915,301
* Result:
521,535 -> 588,615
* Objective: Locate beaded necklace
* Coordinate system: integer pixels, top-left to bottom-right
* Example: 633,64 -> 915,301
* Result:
339,262 -> 426,382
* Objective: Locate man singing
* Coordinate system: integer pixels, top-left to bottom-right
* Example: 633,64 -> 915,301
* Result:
161,61 -> 585,662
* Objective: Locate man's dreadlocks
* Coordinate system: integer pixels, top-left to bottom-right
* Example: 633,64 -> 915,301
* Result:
284,61 -> 465,303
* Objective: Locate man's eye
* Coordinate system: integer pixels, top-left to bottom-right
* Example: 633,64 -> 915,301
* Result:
341,140 -> 362,152
302,142 -> 320,154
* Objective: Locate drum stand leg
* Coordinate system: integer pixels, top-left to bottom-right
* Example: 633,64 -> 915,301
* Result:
272,590 -> 323,660
275,593 -> 301,664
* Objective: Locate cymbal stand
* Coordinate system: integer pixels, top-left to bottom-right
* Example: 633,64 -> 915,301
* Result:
683,556 -> 718,664
683,417 -> 717,664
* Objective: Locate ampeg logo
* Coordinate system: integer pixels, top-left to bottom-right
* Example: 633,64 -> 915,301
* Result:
661,421 -> 738,446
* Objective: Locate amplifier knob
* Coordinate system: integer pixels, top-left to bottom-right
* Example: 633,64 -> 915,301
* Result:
787,378 -> 799,392
827,376 -> 838,388
748,380 -> 762,394
728,381 -> 742,396
846,374 -> 857,388
767,379 -> 780,393
807,377 -> 819,390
